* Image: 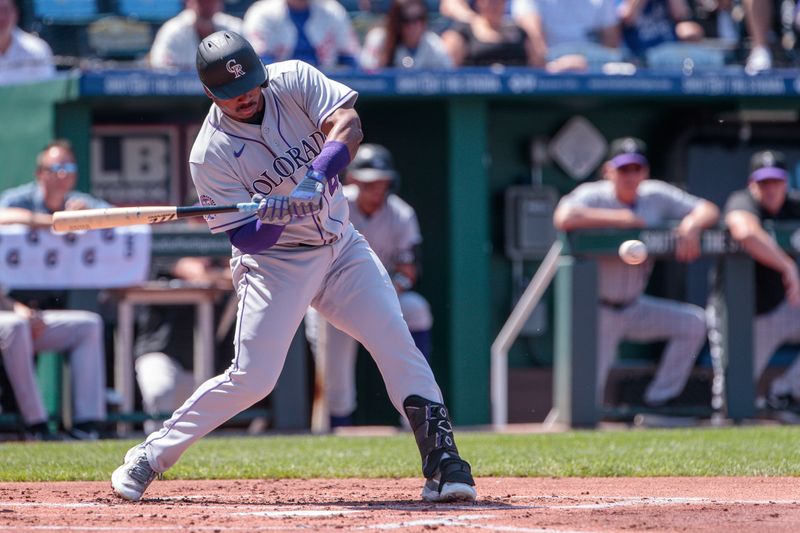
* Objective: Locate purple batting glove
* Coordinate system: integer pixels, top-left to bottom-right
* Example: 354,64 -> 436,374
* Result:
254,194 -> 292,225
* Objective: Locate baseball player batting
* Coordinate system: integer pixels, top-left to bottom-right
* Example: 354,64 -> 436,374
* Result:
306,144 -> 434,428
111,31 -> 476,503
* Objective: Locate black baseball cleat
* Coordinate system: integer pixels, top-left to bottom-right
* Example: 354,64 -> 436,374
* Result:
403,395 -> 477,503
421,454 -> 477,502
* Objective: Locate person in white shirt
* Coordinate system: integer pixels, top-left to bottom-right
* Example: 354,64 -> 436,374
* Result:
361,0 -> 452,70
0,0 -> 55,86
150,0 -> 243,69
243,0 -> 360,69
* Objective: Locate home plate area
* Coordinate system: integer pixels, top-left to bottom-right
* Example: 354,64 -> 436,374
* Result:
1,478 -> 800,532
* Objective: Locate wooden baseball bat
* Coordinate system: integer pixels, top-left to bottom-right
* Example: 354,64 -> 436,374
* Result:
52,202 -> 259,232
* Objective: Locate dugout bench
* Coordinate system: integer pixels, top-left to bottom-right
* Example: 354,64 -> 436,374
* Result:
552,224 -> 800,427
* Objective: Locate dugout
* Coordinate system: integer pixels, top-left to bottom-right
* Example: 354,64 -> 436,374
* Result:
3,68 -> 800,427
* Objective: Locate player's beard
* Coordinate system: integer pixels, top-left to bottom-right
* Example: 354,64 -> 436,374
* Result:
239,95 -> 265,124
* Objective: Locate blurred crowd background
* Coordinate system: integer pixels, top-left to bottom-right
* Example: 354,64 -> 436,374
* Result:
6,0 -> 800,84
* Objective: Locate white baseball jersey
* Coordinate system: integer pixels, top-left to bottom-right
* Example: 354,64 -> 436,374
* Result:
360,28 -> 453,70
149,10 -> 243,69
0,28 -> 55,86
343,185 -> 421,272
190,60 -> 354,247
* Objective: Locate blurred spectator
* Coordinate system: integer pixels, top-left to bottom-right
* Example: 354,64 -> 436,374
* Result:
360,0 -> 452,69
243,0 -> 360,68
512,0 -> 621,66
134,256 -> 234,434
691,0 -> 738,45
618,0 -> 705,60
305,144 -> 433,428
553,137 -> 719,408
150,0 -> 243,69
743,0 -> 775,73
712,150 -> 800,411
441,0 -> 534,66
742,0 -> 798,73
0,0 -> 55,86
0,140 -> 110,440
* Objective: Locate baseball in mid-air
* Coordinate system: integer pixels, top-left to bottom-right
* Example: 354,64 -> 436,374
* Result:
618,239 -> 648,265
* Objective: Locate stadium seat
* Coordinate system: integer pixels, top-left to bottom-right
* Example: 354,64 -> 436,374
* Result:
116,0 -> 182,22
645,42 -> 726,71
32,0 -> 98,23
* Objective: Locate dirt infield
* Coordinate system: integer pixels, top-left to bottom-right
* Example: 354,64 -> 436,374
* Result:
0,477 -> 799,532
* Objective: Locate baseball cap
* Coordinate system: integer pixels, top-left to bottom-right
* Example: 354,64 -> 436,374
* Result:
607,137 -> 649,168
349,144 -> 399,183
749,150 -> 789,182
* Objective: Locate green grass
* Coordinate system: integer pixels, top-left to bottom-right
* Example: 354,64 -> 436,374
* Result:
2,426 -> 800,481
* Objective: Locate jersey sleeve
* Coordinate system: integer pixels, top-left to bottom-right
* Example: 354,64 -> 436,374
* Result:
650,181 -> 702,219
189,159 -> 257,234
556,183 -> 605,208
397,209 -> 422,256
292,61 -> 358,128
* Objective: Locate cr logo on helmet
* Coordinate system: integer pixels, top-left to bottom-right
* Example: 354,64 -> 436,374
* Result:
226,60 -> 245,78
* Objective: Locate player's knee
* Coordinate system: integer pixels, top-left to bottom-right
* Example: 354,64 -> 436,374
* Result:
228,366 -> 278,402
0,314 -> 31,344
682,308 -> 707,344
73,311 -> 104,339
399,292 -> 433,331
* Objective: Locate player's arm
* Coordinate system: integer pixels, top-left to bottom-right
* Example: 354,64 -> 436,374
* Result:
553,204 -> 645,231
674,199 -> 719,262
318,104 -> 363,161
287,105 -> 363,217
726,209 -> 800,305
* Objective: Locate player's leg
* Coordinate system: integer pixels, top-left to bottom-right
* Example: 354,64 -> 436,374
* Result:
398,291 -> 433,360
313,229 -> 475,502
622,295 -> 706,405
135,352 -> 194,434
33,310 -> 106,434
0,312 -> 49,429
755,302 -> 800,405
113,251 -> 327,500
597,306 -> 627,406
305,308 -> 359,426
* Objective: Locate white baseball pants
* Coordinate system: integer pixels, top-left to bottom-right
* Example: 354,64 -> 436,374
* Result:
145,225 -> 441,472
597,295 -> 706,405
0,310 -> 106,425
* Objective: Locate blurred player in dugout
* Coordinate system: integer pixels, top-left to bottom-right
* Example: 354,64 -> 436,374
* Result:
553,137 -> 719,409
0,140 -> 110,440
305,144 -> 433,427
133,253 -> 237,434
708,149 -> 800,411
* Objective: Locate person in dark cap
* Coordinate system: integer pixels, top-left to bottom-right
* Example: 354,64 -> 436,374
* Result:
553,136 -> 719,410
709,149 -> 800,412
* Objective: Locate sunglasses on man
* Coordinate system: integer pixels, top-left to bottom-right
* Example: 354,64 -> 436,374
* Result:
42,163 -> 77,173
